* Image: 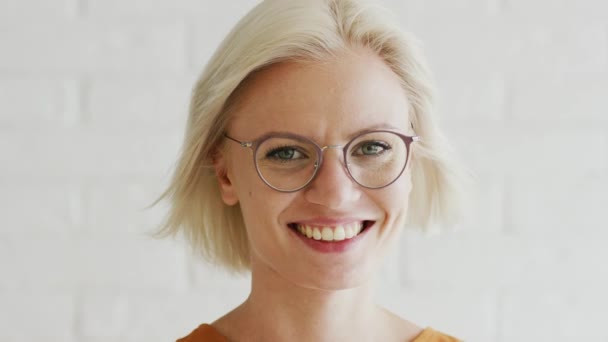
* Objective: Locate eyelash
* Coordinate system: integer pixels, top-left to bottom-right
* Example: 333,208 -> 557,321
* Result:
264,145 -> 308,159
352,141 -> 391,155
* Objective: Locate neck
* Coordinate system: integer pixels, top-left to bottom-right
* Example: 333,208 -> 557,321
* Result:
221,260 -> 384,342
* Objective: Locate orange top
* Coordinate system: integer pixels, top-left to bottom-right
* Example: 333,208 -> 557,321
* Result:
177,324 -> 461,342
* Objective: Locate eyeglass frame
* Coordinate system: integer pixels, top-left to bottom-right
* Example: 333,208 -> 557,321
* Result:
224,129 -> 421,193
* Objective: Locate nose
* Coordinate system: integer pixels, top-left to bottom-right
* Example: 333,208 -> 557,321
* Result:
302,147 -> 361,209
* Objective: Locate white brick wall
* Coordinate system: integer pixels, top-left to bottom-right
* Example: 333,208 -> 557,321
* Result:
0,0 -> 606,341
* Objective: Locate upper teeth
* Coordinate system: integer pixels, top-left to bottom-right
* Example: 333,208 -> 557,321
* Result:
296,222 -> 364,241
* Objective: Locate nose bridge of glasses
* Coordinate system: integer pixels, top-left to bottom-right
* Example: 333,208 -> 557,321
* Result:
320,144 -> 344,152
315,144 -> 349,170
320,144 -> 346,161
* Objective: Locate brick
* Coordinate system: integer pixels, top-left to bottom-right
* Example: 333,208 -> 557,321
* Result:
0,77 -> 83,127
77,293 -> 131,339
0,293 -> 75,342
0,182 -> 80,232
81,181 -> 165,234
85,76 -> 191,128
0,126 -> 181,180
415,234 -> 607,287
77,292 -> 242,342
375,286 -> 497,341
403,17 -> 509,76
79,127 -> 181,179
506,21 -> 607,73
401,231 -> 519,291
375,236 -> 403,287
84,1 -> 257,71
508,174 -> 608,236
448,122 -> 606,177
189,255 -> 252,293
436,75 -> 506,121
504,124 -> 606,177
503,237 -> 608,291
0,235 -> 189,310
509,72 -> 608,121
505,0 -> 608,22
501,288 -> 608,340
454,174 -> 505,233
0,235 -> 78,291
0,0 -> 79,17
406,16 -> 607,76
189,6 -> 259,71
0,19 -> 186,73
390,0 -> 501,21
85,0 -> 258,17
0,78 -> 66,126
404,233 -> 608,291
73,236 -> 188,292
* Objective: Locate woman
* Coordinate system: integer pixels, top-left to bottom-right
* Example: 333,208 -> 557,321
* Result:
159,0 -> 466,341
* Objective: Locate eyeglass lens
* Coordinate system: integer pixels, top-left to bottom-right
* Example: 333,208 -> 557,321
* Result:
254,131 -> 408,191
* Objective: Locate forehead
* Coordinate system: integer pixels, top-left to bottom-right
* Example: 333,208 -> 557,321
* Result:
229,49 -> 411,140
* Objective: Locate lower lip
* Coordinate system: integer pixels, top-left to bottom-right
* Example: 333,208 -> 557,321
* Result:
289,222 -> 374,254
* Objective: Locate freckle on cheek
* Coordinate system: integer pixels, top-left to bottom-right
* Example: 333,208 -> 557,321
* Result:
249,191 -> 253,197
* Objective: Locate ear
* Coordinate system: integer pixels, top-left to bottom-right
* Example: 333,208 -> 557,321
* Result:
213,152 -> 239,206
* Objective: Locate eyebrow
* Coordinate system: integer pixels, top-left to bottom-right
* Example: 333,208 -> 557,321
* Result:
346,123 -> 403,140
240,123 -> 409,144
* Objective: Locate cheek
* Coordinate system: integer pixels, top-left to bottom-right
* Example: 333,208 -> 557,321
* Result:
378,172 -> 413,222
232,166 -> 286,229
388,168 -> 412,198
230,157 -> 260,198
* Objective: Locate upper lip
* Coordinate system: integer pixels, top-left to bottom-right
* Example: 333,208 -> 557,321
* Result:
289,217 -> 373,226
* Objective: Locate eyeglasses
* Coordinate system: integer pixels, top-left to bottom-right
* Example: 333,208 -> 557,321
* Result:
224,130 -> 420,192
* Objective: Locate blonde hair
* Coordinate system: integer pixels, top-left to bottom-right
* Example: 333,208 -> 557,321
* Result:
156,0 -> 468,272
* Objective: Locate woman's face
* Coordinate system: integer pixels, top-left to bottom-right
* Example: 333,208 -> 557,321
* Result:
216,49 -> 414,290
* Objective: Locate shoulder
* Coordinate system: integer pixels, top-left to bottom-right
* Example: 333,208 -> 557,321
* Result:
376,308 -> 461,342
411,327 -> 462,342
176,324 -> 228,342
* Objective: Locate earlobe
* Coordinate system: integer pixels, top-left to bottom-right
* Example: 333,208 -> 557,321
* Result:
213,154 -> 239,206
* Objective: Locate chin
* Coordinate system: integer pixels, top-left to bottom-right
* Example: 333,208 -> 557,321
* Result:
283,259 -> 376,292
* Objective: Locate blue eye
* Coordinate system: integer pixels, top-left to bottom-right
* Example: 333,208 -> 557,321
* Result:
266,146 -> 306,161
354,141 -> 391,156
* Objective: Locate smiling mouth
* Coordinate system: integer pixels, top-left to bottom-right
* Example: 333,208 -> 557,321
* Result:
287,221 -> 374,242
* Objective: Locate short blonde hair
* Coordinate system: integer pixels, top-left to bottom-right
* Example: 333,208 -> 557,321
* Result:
156,0 -> 468,272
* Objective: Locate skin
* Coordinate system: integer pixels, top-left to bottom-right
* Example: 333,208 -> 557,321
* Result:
212,48 -> 423,342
